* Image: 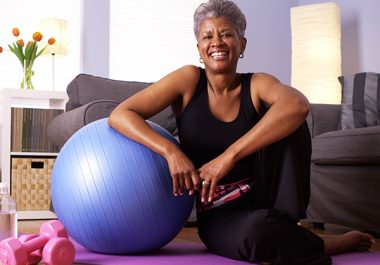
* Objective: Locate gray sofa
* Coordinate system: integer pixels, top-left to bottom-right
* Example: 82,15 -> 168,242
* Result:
48,74 -> 380,233
47,74 -> 177,149
306,103 -> 380,234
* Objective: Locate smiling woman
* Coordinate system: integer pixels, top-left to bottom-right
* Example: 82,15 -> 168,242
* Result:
107,1 -> 376,264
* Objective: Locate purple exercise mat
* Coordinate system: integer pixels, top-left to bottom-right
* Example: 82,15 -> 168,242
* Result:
332,252 -> 380,265
72,239 -> 380,265
72,240 -> 251,265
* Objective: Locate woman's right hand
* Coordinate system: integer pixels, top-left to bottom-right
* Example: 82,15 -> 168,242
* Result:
165,149 -> 201,196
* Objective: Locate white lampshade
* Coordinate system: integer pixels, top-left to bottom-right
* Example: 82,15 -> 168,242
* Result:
291,3 -> 342,104
40,18 -> 68,56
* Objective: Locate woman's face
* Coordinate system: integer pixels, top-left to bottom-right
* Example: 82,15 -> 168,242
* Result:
197,16 -> 246,73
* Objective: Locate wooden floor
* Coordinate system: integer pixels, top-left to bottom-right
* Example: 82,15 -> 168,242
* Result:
18,219 -> 380,252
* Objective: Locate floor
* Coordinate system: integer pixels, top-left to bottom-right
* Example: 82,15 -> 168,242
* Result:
18,219 -> 380,252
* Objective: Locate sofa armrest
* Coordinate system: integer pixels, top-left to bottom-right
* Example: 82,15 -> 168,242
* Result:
307,103 -> 341,138
47,100 -> 177,150
47,100 -> 119,149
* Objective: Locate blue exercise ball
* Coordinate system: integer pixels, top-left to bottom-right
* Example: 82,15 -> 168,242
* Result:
51,118 -> 194,254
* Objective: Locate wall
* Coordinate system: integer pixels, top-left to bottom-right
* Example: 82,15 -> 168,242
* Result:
81,0 -> 297,84
233,0 -> 298,84
81,0 -> 380,82
81,0 -> 110,77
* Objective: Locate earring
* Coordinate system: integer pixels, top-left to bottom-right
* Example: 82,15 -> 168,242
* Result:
199,57 -> 204,64
239,53 -> 244,59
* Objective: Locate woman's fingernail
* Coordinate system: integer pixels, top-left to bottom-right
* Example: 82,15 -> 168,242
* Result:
201,197 -> 204,203
208,196 -> 212,202
189,190 -> 193,195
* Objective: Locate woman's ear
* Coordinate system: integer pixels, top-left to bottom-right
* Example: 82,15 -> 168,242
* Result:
197,43 -> 201,57
240,37 -> 247,54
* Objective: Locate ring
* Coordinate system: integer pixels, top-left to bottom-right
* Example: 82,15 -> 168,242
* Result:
202,180 -> 210,186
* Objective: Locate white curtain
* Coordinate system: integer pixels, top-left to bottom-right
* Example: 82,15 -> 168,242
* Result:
109,0 -> 204,82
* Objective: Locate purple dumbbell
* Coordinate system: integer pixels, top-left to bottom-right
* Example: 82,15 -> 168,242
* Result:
0,220 -> 75,265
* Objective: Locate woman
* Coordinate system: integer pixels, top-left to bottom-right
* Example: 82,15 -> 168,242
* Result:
109,0 -> 374,264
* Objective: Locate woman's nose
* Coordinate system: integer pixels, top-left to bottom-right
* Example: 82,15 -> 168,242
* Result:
211,35 -> 223,46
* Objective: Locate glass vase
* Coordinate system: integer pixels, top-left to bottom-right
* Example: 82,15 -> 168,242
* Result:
21,63 -> 34,89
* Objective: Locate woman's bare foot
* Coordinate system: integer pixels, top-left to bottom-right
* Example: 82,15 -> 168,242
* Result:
321,231 -> 376,255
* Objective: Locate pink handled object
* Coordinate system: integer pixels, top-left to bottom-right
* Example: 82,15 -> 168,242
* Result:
18,234 -> 43,264
42,237 -> 75,265
0,220 -> 74,265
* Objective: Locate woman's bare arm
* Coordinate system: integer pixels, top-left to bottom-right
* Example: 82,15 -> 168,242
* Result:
109,65 -> 202,196
227,73 -> 310,161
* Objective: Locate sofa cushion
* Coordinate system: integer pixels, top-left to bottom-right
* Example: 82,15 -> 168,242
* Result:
66,74 -> 152,111
339,72 -> 380,129
65,73 -> 177,133
311,126 -> 380,165
48,74 -> 179,149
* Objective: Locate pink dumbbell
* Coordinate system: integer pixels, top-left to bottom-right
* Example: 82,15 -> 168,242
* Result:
17,234 -> 72,265
18,234 -> 42,264
42,237 -> 75,265
0,220 -> 75,265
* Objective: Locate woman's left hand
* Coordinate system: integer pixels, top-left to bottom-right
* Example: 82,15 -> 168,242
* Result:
198,153 -> 235,204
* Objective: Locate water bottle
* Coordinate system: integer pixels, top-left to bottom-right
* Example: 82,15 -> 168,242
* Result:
0,182 -> 17,241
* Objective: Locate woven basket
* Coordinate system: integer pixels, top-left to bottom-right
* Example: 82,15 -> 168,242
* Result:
11,157 -> 55,211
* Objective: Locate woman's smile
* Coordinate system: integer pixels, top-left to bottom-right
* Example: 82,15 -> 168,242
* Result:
210,51 -> 229,61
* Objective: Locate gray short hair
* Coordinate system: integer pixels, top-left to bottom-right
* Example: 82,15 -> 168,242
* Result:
193,0 -> 246,39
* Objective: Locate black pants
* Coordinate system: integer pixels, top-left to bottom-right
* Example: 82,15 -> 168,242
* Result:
197,122 -> 332,265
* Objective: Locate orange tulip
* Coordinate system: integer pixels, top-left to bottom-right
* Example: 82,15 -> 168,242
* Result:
12,27 -> 20,37
0,46 -> 3,53
32,32 -> 43,42
16,39 -> 24,47
48,37 -> 56,45
8,27 -> 58,89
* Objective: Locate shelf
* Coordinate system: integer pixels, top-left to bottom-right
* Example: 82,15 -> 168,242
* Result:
0,88 -> 67,106
18,210 -> 57,220
1,88 -> 67,220
11,152 -> 58,157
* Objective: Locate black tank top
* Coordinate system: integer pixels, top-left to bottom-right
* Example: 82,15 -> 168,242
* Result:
176,68 -> 260,184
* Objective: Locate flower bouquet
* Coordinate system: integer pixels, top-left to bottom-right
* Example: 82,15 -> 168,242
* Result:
6,27 -> 56,89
